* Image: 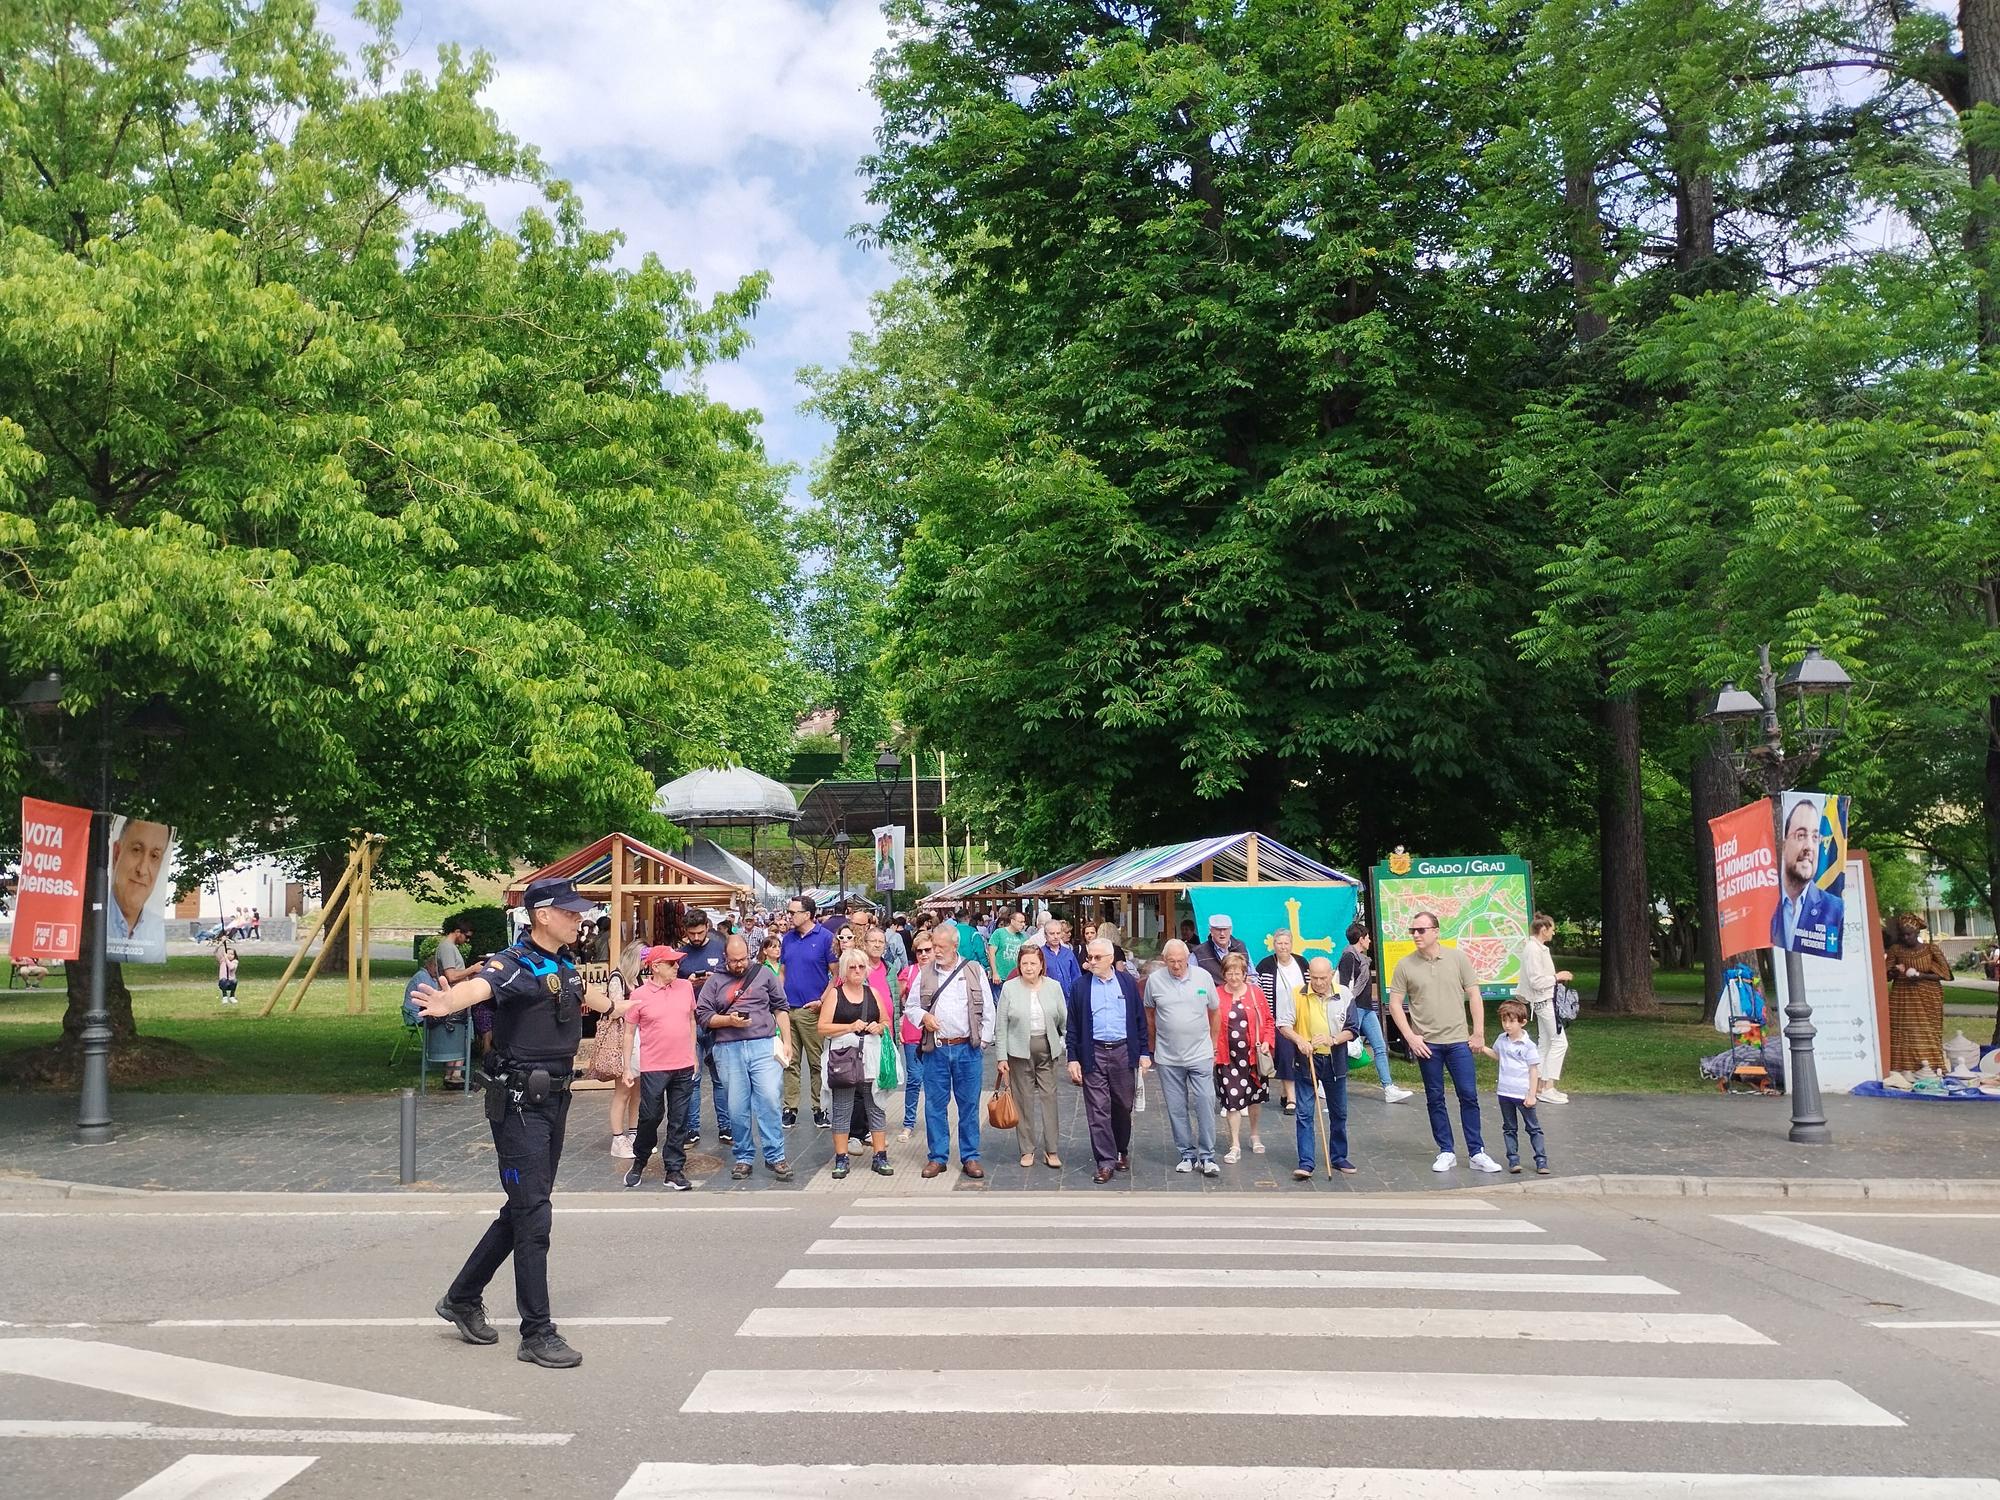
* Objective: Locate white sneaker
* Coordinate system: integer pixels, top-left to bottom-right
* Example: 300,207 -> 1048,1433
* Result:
1538,1088 -> 1569,1104
1469,1151 -> 1505,1173
1174,1159 -> 1193,1174
611,1132 -> 635,1160
1383,1085 -> 1414,1102
897,1127 -> 912,1141
1431,1151 -> 1456,1173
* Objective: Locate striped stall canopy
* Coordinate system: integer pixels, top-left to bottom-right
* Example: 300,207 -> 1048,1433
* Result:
1014,833 -> 1355,897
918,868 -> 1025,911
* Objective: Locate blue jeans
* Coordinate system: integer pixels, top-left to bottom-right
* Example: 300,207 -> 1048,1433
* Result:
902,1039 -> 924,1128
921,1041 -> 983,1165
714,1039 -> 785,1166
1156,1061 -> 1216,1163
1499,1095 -> 1546,1168
1352,1007 -> 1394,1088
1415,1040 -> 1484,1155
680,1030 -> 723,1138
1294,1051 -> 1350,1172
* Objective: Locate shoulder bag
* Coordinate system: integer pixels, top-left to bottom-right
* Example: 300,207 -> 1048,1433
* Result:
587,973 -> 630,1081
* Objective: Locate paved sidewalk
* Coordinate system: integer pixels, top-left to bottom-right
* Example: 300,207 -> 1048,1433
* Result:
4,1065 -> 1999,1195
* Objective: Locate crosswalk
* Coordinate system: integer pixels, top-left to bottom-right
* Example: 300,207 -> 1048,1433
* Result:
70,1194 -> 2000,1498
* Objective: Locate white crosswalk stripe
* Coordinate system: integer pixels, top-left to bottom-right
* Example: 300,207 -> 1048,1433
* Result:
682,1367 -> 1899,1424
806,1234 -> 1600,1260
835,1212 -> 1546,1232
613,1466 -> 2000,1500
735,1305 -> 1773,1343
116,1456 -> 316,1500
779,1265 -> 1674,1293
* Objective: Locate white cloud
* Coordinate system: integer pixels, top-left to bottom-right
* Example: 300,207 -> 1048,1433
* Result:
337,0 -> 896,501
421,0 -> 889,171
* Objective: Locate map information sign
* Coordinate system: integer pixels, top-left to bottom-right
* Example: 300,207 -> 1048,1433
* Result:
1370,853 -> 1535,999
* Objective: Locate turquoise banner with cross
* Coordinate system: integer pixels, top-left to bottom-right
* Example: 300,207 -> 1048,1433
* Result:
1185,884 -> 1360,970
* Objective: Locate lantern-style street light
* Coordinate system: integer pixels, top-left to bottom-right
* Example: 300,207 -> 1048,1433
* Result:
1701,644 -> 1855,1146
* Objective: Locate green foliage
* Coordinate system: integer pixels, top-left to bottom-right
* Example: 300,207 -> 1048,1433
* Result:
457,904 -> 509,958
0,0 -> 799,909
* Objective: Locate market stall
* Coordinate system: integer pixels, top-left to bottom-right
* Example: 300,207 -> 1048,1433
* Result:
918,867 -> 1024,916
506,832 -> 747,954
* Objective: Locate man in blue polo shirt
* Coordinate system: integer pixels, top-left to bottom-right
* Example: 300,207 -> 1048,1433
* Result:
778,895 -> 834,1129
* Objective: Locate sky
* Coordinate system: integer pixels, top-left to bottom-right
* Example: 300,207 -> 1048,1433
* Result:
329,0 -> 898,502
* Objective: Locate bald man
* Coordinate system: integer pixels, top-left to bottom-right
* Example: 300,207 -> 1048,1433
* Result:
108,816 -> 171,958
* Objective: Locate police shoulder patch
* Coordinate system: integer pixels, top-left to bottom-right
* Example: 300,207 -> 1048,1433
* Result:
484,959 -> 506,972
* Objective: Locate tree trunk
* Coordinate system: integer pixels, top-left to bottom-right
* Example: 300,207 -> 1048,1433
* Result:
61,959 -> 136,1043
314,844 -> 353,975
1597,690 -> 1657,1014
1963,0 -> 2000,966
1689,715 -> 1737,1022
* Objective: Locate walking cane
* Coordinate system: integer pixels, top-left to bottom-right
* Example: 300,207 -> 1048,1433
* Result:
1310,1049 -> 1333,1181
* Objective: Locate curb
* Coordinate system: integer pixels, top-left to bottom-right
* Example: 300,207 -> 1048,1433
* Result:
0,1175 -> 151,1200
1490,1174 -> 2000,1201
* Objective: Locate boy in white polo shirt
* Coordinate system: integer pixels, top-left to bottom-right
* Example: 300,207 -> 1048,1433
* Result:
1484,999 -> 1549,1175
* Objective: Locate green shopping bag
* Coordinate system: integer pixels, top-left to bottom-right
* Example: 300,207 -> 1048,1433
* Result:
877,1036 -> 901,1091
1346,1042 -> 1372,1073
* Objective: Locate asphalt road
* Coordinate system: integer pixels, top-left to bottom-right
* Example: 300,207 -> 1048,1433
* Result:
3,1191 -> 2000,1498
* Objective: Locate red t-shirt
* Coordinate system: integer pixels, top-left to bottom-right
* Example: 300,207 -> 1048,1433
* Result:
625,978 -> 697,1072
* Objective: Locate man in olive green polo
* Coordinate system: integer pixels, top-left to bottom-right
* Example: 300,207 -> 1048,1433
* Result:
1386,912 -> 1503,1175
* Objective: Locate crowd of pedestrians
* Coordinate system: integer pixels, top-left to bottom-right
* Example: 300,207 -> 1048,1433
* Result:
595,898 -> 1571,1189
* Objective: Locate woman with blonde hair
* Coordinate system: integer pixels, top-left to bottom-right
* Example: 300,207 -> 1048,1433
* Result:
606,939 -> 646,1159
817,947 -> 893,1178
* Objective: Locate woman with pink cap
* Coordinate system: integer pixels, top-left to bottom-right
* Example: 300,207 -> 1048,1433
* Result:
616,945 -> 700,1191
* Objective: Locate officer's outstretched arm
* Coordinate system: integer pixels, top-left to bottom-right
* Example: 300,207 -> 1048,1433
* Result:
415,975 -> 493,1020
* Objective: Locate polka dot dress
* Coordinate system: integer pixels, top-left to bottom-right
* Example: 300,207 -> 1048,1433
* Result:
1218,995 -> 1268,1114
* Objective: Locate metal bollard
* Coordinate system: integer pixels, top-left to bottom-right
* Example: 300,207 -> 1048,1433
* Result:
399,1088 -> 417,1184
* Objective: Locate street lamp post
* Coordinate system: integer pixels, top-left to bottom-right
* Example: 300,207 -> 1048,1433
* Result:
11,671 -> 183,1146
833,828 -> 852,904
1702,644 -> 1853,1146
791,847 -> 806,898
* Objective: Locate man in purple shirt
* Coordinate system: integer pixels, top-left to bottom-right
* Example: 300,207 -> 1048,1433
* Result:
778,895 -> 834,1129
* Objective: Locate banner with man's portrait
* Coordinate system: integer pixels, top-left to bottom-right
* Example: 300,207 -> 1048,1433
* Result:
105,812 -> 175,964
1772,792 -> 1850,961
872,825 -> 906,893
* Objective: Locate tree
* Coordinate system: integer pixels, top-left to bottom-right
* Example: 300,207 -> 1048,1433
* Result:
0,0 -> 795,1059
847,0 -> 1574,869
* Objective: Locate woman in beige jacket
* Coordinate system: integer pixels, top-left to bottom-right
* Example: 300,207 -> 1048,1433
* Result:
993,942 -> 1068,1168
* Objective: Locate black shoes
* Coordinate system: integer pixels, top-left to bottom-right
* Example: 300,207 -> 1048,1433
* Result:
718,1127 -> 734,1144
781,1108 -> 798,1128
812,1107 -> 830,1130
517,1331 -> 582,1369
665,1171 -> 691,1192
434,1296 -> 497,1346
622,1166 -> 643,1189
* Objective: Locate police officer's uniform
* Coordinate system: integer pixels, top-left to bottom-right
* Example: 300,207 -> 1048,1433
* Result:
438,878 -> 592,1365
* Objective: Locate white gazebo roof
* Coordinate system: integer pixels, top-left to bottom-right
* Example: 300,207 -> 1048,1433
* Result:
653,767 -> 800,828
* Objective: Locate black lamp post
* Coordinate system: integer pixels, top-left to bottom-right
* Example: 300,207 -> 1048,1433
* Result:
11,670 -> 184,1145
833,828 -> 852,903
791,847 -> 806,898
1702,644 -> 1854,1146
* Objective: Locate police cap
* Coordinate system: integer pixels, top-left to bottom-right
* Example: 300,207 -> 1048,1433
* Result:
522,878 -> 595,915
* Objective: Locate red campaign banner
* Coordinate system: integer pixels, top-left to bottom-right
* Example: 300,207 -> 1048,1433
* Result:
1710,799 -> 1780,958
14,796 -> 92,961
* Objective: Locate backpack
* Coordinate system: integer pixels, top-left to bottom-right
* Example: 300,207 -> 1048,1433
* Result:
1553,981 -> 1581,1026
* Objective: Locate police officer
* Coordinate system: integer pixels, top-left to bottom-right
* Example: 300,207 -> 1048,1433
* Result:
414,877 -> 605,1369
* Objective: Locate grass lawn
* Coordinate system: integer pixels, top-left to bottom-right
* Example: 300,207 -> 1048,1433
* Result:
0,954 -> 424,1094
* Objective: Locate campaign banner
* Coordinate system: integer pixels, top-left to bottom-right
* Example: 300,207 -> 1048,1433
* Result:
1774,792 -> 1850,961
14,797 -> 92,961
105,812 -> 175,964
1709,800 -> 1780,957
1187,883 -> 1360,969
1369,852 -> 1533,998
1770,852 -> 1887,1092
872,825 -> 906,893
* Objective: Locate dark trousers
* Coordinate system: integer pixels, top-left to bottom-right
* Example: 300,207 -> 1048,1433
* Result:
679,1032 -> 723,1138
1083,1039 -> 1136,1166
635,1067 -> 696,1175
449,1089 -> 571,1338
1415,1039 -> 1484,1155
1499,1094 -> 1546,1168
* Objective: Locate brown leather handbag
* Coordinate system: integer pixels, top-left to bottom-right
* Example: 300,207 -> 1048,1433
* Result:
986,1087 -> 1020,1130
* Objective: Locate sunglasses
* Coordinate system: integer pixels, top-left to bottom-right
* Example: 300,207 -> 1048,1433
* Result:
1408,925 -> 1435,935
